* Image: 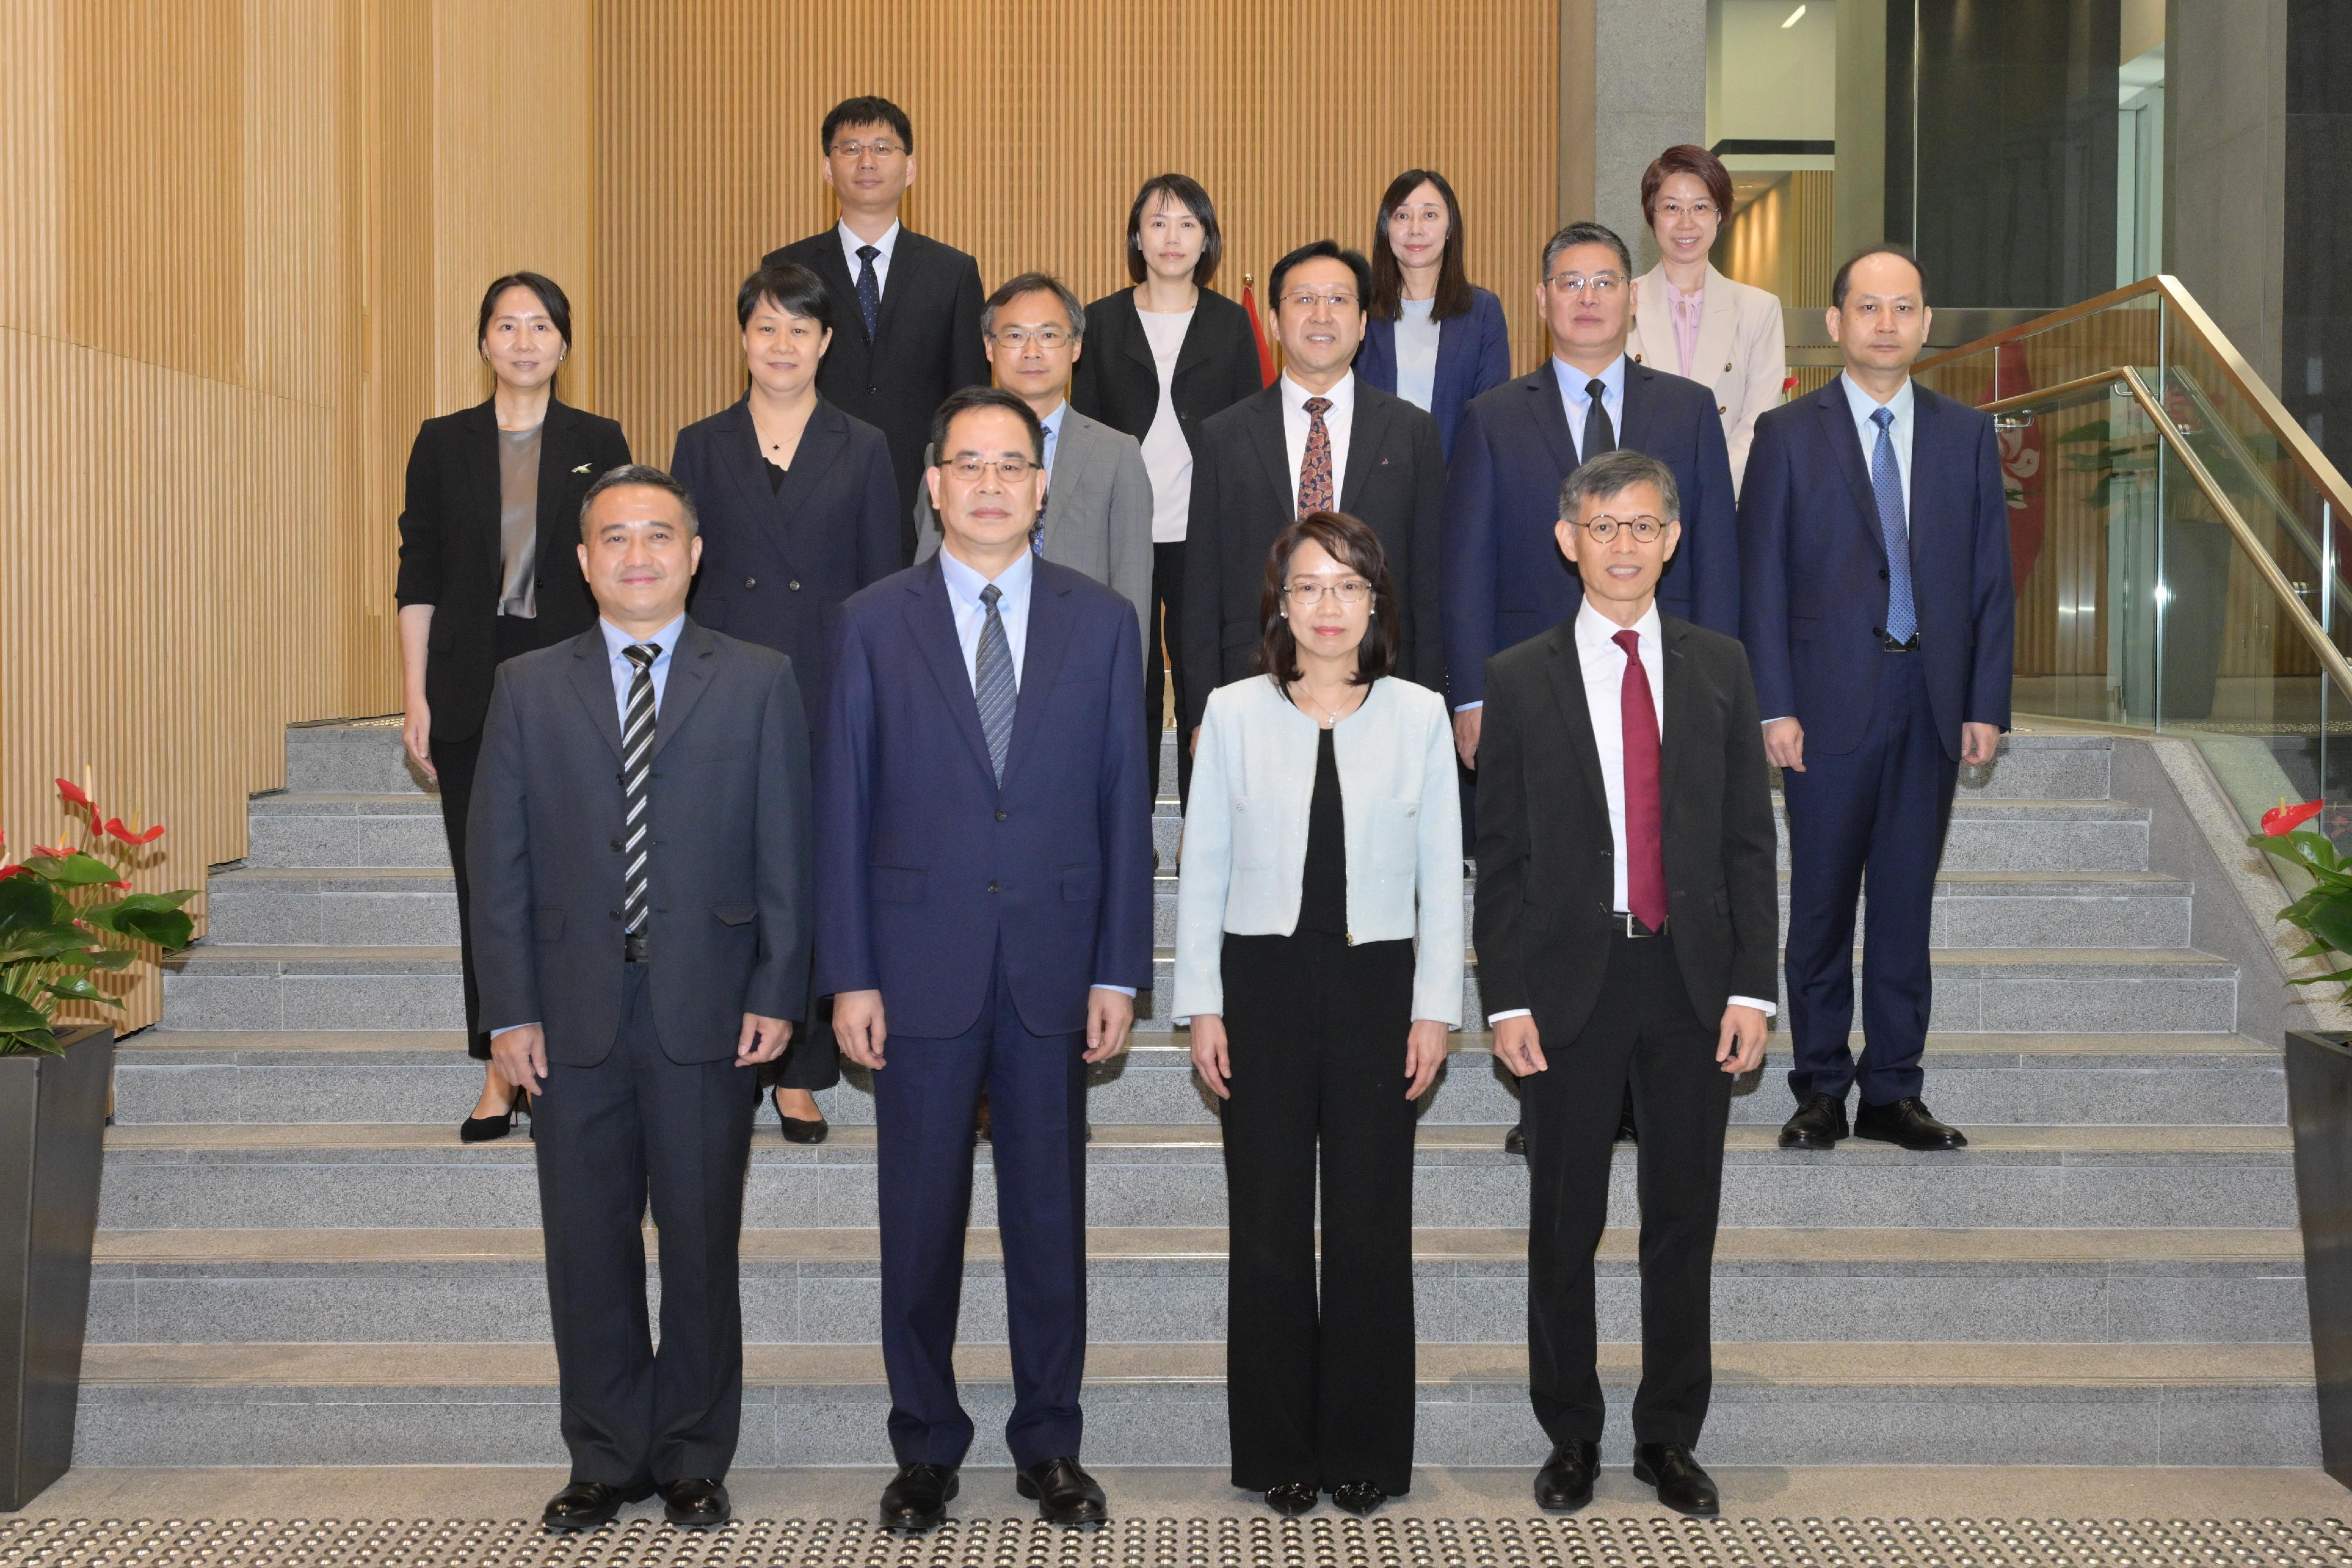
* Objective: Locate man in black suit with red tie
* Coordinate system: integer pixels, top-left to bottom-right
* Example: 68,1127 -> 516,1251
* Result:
1474,449 -> 1778,1519
766,95 -> 988,560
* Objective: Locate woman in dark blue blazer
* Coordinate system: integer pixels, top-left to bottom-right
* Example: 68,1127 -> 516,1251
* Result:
671,259 -> 898,1142
1356,169 -> 1512,460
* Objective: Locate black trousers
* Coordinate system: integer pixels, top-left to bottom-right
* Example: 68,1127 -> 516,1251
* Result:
1150,541 -> 1193,804
534,964 -> 760,1485
430,615 -> 536,1060
1524,929 -> 1731,1450
1218,930 -> 1416,1495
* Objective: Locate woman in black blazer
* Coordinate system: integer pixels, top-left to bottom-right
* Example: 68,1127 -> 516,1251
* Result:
671,259 -> 899,1142
1073,173 -> 1265,787
395,272 -> 631,1141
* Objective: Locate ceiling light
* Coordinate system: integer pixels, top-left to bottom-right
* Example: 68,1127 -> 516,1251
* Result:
1782,4 -> 1806,25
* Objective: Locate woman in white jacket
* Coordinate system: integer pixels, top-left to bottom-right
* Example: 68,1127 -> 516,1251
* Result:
1174,510 -> 1462,1519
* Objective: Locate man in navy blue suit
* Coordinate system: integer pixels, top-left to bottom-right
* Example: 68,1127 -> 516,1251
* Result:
1739,245 -> 2014,1154
817,387 -> 1152,1533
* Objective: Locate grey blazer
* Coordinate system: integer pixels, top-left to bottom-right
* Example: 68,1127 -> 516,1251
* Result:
913,406 -> 1154,655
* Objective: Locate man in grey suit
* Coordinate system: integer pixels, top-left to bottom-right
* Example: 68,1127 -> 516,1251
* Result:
469,464 -> 814,1534
914,272 -> 1153,658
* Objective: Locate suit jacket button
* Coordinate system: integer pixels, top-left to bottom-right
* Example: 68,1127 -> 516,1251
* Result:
745,576 -> 757,589
608,910 -> 621,921
1725,361 -> 1735,373
1879,568 -> 1890,580
610,839 -> 623,852
987,880 -> 1000,894
996,810 -> 1009,821
868,384 -> 878,395
789,580 -> 802,591
1718,404 -> 1728,414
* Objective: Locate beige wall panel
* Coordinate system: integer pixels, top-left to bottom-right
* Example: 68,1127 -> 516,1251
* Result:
593,0 -> 1559,469
0,0 -> 64,336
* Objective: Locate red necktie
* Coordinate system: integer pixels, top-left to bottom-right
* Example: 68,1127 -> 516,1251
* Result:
1613,628 -> 1668,930
1298,397 -> 1334,515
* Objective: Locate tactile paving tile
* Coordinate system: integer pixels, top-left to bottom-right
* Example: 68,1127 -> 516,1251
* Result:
2,1515 -> 2349,1566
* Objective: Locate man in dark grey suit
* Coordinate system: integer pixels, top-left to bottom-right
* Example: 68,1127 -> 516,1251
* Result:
469,464 -> 814,1533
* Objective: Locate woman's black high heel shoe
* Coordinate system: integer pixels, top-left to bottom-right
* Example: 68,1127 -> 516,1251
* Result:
774,1086 -> 828,1145
460,1084 -> 530,1144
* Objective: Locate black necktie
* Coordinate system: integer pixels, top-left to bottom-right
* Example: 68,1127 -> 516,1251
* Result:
621,644 -> 659,934
854,245 -> 882,340
1582,377 -> 1615,462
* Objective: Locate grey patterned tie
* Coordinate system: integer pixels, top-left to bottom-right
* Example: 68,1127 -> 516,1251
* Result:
620,643 -> 659,934
974,584 -> 1017,783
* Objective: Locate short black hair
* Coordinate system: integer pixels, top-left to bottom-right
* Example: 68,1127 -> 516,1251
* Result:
1125,173 -> 1225,288
1832,243 -> 1927,309
1268,240 -> 1373,308
477,272 -> 572,352
820,95 -> 913,155
929,386 -> 1045,466
736,260 -> 834,332
983,273 -> 1085,340
580,463 -> 698,539
1560,447 -> 1680,522
1541,221 -> 1633,281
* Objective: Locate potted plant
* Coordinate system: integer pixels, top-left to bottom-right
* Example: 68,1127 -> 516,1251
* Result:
1,777 -> 195,1509
2247,798 -> 2352,1489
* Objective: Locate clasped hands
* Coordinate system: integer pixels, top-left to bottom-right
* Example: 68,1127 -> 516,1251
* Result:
1190,1014 -> 1450,1101
490,1012 -> 793,1090
1490,1004 -> 1768,1079
831,986 -> 1136,1072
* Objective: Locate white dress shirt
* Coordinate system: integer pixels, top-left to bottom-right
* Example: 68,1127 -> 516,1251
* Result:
1137,306 -> 1195,543
837,219 -> 902,297
1553,352 -> 1628,464
1486,597 -> 1775,1024
1279,370 -> 1356,510
1840,370 -> 1916,531
936,542 -> 1035,687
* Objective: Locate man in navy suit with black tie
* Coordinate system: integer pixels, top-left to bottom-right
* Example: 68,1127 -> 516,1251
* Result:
1739,245 -> 2014,1153
818,387 -> 1152,1533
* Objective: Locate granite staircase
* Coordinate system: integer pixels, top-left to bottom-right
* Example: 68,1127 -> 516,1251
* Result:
76,720 -> 2316,1470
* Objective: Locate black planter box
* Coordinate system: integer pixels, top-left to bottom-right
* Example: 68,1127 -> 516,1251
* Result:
0,1025 -> 112,1510
2287,1029 -> 2352,1490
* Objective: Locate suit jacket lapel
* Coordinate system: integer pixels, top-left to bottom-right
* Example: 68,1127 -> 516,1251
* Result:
1524,367 -> 1575,479
1816,382 -> 1886,560
874,230 -> 920,346
1244,392 -> 1294,513
566,627 -> 625,764
650,618 -> 719,759
905,557 -> 1000,784
1658,618 -> 1695,823
1619,363 -> 1656,458
1038,413 -> 1095,557
461,400 -> 503,579
777,403 -> 849,547
1003,569 -> 1075,788
1542,625 -> 1612,826
1338,389 -> 1388,511
1121,294 -> 1158,377
532,400 -> 580,562
1690,268 -> 1737,385
807,239 -> 865,343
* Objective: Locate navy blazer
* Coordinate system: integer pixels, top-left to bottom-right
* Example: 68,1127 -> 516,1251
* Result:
1739,379 -> 2015,758
672,397 -> 900,724
1354,286 -> 1512,459
467,619 -> 814,1065
815,555 -> 1154,1039
1442,361 -> 1740,707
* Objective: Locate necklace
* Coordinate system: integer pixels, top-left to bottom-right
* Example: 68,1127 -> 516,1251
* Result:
1297,684 -> 1364,728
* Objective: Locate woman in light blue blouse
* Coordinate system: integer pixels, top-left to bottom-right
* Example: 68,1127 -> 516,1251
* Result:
1357,169 -> 1511,460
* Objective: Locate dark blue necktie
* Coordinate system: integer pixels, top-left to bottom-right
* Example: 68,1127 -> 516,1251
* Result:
1870,407 -> 1917,643
854,244 -> 882,340
974,583 -> 1017,782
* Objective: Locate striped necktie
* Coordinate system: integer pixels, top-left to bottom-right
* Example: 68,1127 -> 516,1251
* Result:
974,584 -> 1017,783
620,643 -> 659,934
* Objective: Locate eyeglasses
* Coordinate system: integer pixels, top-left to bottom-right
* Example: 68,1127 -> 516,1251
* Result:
1656,199 -> 1719,221
991,326 -> 1072,350
1283,579 -> 1371,606
944,455 -> 1040,482
828,139 -> 904,159
1578,513 -> 1666,543
1544,272 -> 1625,297
1282,291 -> 1360,313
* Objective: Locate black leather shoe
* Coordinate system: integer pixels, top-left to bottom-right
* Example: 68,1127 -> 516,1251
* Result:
1017,1455 -> 1108,1525
659,1477 -> 730,1528
1778,1091 -> 1849,1149
1503,1122 -> 1526,1156
1854,1095 -> 1969,1151
1330,1481 -> 1388,1516
1263,1481 -> 1319,1516
774,1086 -> 828,1144
542,1479 -> 653,1531
460,1086 -> 528,1144
1534,1439 -> 1599,1512
1632,1443 -> 1720,1517
880,1463 -> 958,1532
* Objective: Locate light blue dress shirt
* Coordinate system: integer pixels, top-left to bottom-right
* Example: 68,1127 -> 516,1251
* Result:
1038,399 -> 1067,479
600,614 -> 684,723
937,545 -> 1034,687
1552,353 -> 1628,464
1839,371 -> 1916,532
1393,297 -> 1441,412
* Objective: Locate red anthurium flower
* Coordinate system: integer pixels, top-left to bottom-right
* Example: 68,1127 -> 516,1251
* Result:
31,842 -> 71,858
108,880 -> 132,891
2262,798 -> 2326,836
103,817 -> 165,845
54,778 -> 92,809
0,865 -> 28,881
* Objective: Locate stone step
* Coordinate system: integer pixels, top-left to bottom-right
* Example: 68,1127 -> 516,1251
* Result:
71,1338 -> 2314,1468
95,1122 -> 2298,1233
245,793 -> 447,870
82,1225 -> 2307,1350
158,941 -> 2241,1036
283,721 -> 425,795
111,1031 -> 2287,1129
197,861 -> 2194,954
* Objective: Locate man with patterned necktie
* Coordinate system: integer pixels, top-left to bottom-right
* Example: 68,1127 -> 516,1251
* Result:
468,465 -> 815,1533
766,95 -> 988,561
817,387 -> 1152,1534
1739,245 -> 2014,1154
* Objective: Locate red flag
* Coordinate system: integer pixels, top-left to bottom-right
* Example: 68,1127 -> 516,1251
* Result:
1241,275 -> 1276,387
1996,339 -> 2045,595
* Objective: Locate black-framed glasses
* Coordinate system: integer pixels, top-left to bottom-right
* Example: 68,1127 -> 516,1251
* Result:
1578,513 -> 1666,543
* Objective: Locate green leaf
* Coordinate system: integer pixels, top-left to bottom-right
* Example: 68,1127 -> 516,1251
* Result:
22,851 -> 122,888
80,891 -> 196,950
0,931 -> 91,964
40,975 -> 119,1007
0,991 -> 53,1032
0,874 -> 66,939
2303,895 -> 2352,958
0,1025 -> 62,1056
